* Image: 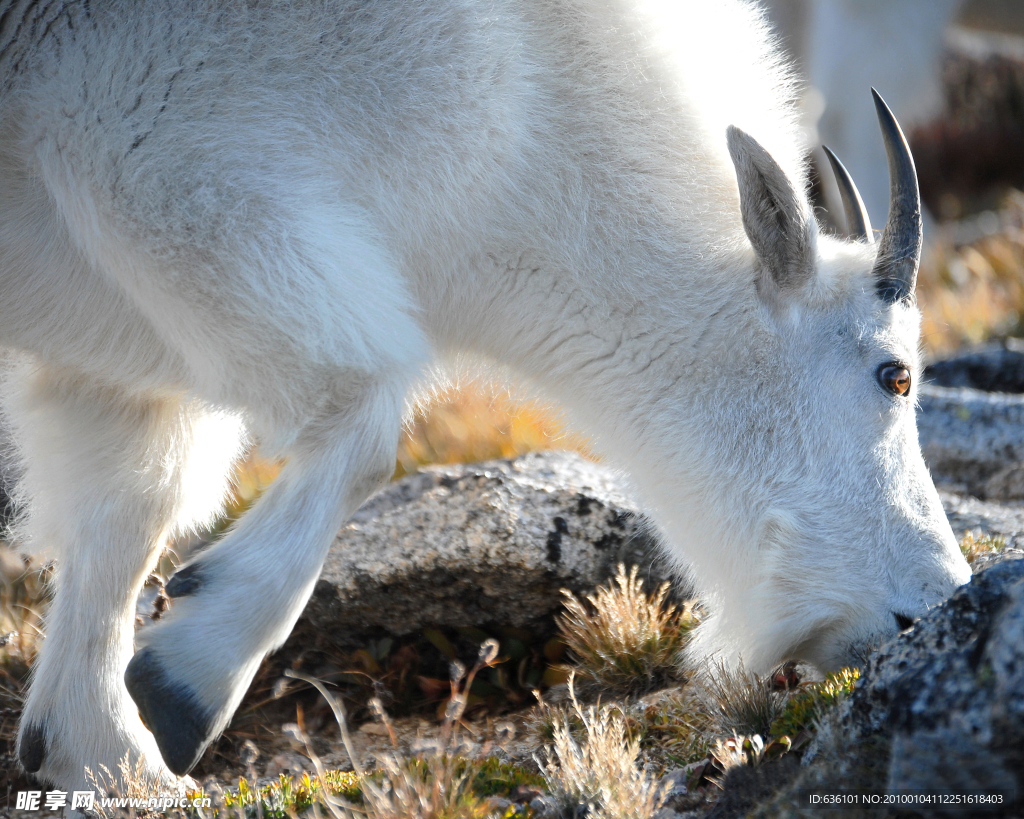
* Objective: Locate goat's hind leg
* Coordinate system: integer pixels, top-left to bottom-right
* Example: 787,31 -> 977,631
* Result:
125,376 -> 407,775
7,364 -> 243,791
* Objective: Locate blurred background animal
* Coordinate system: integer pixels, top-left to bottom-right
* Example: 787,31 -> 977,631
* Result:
764,0 -> 1024,230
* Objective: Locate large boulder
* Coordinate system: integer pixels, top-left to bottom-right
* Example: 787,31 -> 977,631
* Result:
918,384 -> 1024,499
924,338 -> 1024,393
299,452 -> 678,645
918,340 -> 1024,500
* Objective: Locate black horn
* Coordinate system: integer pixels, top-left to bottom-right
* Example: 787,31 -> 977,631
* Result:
871,88 -> 922,304
823,146 -> 873,243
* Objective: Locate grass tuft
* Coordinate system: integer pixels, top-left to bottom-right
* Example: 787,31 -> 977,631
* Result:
555,565 -> 696,697
695,661 -> 787,740
351,754 -> 492,819
638,687 -> 714,768
85,753 -> 173,819
539,676 -> 668,819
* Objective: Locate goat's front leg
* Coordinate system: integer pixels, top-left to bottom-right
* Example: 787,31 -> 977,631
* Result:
7,366 -> 243,791
125,376 -> 407,775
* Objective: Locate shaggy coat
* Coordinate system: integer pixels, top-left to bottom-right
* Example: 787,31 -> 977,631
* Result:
0,0 -> 969,791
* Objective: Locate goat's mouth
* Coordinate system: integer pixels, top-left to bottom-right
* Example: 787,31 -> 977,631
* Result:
893,611 -> 915,631
781,615 -> 883,673
821,628 -> 892,672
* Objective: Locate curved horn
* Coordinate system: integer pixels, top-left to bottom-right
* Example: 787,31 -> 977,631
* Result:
871,88 -> 922,304
823,146 -> 873,243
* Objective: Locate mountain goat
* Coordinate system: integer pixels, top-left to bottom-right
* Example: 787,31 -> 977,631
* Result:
0,0 -> 970,792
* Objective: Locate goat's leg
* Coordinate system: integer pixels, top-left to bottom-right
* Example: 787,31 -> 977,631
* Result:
125,375 -> 407,775
7,364 -> 244,791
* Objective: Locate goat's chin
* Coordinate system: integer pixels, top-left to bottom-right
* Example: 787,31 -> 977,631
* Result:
801,627 -> 890,675
683,614 -> 801,676
683,601 -> 896,677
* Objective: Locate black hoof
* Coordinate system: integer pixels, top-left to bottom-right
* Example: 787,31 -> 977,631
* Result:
18,722 -> 46,773
124,647 -> 215,776
165,562 -> 204,598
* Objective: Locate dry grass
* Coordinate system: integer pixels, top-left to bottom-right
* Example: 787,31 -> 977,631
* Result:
286,641 -> 505,819
918,190 -> 1024,357
555,565 -> 698,698
0,549 -> 46,665
0,549 -> 46,788
85,753 -> 174,819
539,676 -> 669,819
694,661 -> 788,740
395,386 -> 593,479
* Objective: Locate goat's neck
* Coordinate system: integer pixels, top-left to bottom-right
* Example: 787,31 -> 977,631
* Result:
0,1 -> 88,92
452,240 -> 759,506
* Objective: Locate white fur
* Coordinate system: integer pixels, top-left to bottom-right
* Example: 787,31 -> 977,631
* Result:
0,0 -> 970,791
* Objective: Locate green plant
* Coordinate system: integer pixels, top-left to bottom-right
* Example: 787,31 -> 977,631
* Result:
556,565 -> 697,697
216,770 -> 363,818
959,531 -> 1005,565
639,688 -> 714,768
769,667 -> 860,741
468,756 -> 546,798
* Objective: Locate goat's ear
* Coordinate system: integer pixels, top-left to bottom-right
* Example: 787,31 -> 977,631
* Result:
727,125 -> 815,294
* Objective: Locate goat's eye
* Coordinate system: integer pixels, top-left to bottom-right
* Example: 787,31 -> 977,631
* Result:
878,364 -> 911,397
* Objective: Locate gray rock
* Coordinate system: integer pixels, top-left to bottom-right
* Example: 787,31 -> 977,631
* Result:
917,340 -> 1024,501
654,767 -> 693,817
924,338 -> 1024,393
918,384 -> 1024,499
940,490 -> 1024,548
300,452 -> 678,645
528,795 -> 560,819
658,768 -> 690,805
790,559 -> 1024,816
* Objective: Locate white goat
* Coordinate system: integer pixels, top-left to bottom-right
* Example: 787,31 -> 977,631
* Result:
0,0 -> 970,792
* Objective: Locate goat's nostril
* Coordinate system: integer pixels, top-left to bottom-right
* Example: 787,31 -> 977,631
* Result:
894,612 -> 914,631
